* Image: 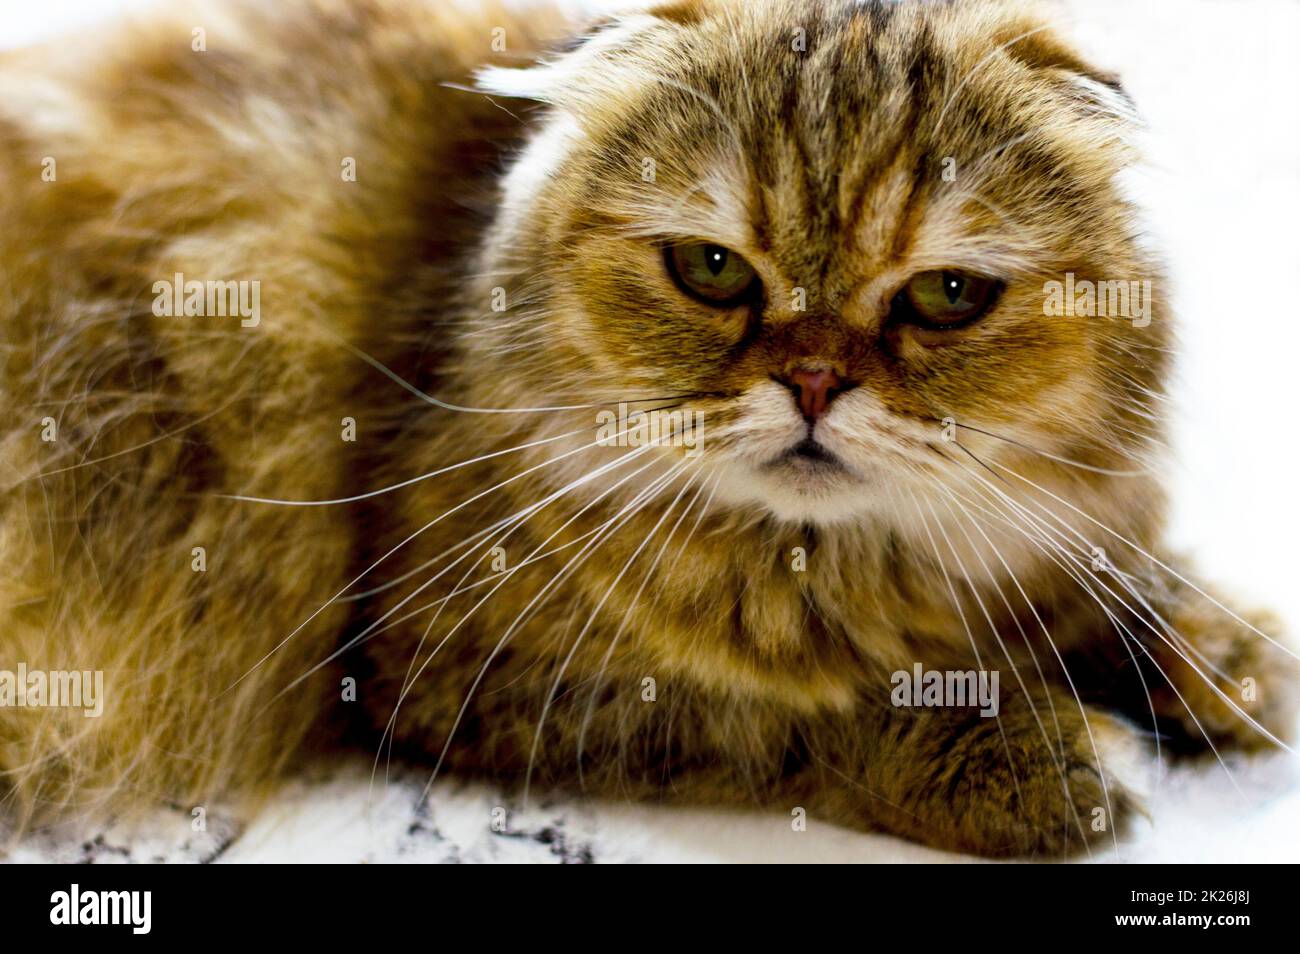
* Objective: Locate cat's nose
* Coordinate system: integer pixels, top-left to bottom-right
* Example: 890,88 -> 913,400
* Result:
779,367 -> 847,421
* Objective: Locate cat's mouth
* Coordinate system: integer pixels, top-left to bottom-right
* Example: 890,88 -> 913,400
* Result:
768,438 -> 852,477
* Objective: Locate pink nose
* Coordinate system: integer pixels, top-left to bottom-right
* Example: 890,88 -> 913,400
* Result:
783,368 -> 843,421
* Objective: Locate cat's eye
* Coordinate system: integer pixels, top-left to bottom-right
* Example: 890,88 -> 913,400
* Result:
896,270 -> 1001,329
664,243 -> 759,307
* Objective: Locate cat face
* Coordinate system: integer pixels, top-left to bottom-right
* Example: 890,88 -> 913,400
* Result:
480,0 -> 1166,525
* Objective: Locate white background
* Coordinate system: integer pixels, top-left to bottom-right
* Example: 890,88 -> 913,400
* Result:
4,0 -> 1297,862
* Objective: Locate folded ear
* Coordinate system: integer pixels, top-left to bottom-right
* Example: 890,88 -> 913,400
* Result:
1005,26 -> 1124,89
996,16 -> 1138,124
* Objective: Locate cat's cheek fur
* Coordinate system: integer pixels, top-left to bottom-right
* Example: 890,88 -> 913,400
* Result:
490,112 -> 584,252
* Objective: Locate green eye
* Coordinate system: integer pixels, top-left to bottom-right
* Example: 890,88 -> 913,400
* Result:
665,243 -> 759,306
899,270 -> 1001,328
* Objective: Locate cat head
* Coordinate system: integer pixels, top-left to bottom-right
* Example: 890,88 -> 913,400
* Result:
474,0 -> 1165,526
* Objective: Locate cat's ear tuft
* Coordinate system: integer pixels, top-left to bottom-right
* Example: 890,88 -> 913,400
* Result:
473,62 -> 559,102
474,11 -> 668,104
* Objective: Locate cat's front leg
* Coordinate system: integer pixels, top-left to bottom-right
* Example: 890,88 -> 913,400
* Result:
562,686 -> 1149,858
380,656 -> 1145,857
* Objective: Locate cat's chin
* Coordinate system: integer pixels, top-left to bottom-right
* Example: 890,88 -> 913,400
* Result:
714,457 -> 885,526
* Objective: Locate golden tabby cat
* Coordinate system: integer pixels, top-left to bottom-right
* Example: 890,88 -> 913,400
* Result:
0,0 -> 1293,857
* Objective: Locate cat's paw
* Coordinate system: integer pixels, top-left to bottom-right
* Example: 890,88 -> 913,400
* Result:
1149,598 -> 1299,755
934,704 -> 1148,858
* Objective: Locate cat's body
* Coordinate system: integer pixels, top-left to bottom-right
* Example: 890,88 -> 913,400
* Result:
0,0 -> 1293,857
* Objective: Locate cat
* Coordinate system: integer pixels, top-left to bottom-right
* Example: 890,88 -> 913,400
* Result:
0,0 -> 1294,858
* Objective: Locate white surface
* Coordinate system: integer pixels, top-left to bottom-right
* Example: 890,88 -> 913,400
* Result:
3,0 -> 1298,863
